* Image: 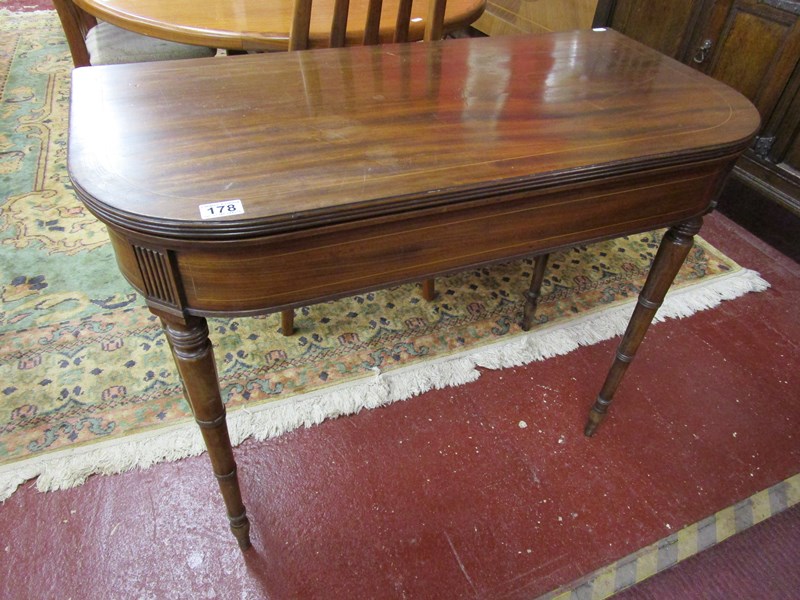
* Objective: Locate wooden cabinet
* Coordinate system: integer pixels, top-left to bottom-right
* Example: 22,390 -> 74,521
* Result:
595,0 -> 800,226
595,0 -> 706,59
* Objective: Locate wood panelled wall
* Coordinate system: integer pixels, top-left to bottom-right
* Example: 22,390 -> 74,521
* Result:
473,0 -> 597,36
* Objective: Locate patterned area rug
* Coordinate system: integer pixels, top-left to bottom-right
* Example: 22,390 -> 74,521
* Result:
0,11 -> 769,500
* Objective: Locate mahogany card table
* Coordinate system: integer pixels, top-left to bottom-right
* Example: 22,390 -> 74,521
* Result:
67,30 -> 759,550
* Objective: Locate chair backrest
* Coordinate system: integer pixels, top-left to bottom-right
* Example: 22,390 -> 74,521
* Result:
52,0 -> 98,68
289,0 -> 448,51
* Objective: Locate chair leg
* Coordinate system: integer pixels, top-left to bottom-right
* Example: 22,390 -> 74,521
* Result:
421,278 -> 436,301
521,254 -> 550,331
280,308 -> 294,336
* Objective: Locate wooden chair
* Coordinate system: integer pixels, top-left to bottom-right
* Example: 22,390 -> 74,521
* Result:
280,0 -> 448,335
52,0 -> 216,68
289,0 -> 447,50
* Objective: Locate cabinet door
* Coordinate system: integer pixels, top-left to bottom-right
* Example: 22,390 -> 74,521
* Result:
599,0 -> 707,59
693,0 -> 800,120
772,134 -> 800,211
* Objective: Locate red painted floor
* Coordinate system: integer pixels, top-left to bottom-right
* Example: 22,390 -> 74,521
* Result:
1,211 -> 798,599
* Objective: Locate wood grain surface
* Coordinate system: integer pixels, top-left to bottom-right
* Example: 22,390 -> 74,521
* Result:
69,32 -> 758,236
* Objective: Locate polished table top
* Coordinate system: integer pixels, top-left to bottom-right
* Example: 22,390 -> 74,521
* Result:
74,0 -> 487,51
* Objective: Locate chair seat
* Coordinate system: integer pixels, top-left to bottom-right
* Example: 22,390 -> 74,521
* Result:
86,22 -> 216,66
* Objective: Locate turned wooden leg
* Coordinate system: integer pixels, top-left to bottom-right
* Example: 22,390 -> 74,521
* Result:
585,218 -> 702,437
521,253 -> 550,331
421,278 -> 436,301
280,308 -> 295,336
162,314 -> 252,550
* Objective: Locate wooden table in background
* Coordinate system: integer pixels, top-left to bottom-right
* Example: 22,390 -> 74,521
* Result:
73,0 -> 487,51
67,31 -> 759,550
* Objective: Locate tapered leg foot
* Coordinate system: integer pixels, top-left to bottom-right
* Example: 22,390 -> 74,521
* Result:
584,396 -> 610,437
229,507 -> 252,550
586,219 -> 701,435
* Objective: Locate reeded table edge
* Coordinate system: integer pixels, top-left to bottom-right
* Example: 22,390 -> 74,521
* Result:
72,142 -> 755,242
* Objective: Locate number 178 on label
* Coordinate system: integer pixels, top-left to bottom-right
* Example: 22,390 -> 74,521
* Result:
199,199 -> 245,219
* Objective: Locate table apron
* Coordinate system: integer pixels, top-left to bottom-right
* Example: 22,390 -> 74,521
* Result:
106,160 -> 728,317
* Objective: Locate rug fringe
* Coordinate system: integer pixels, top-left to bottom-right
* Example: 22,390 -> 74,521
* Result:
0,268 -> 769,501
